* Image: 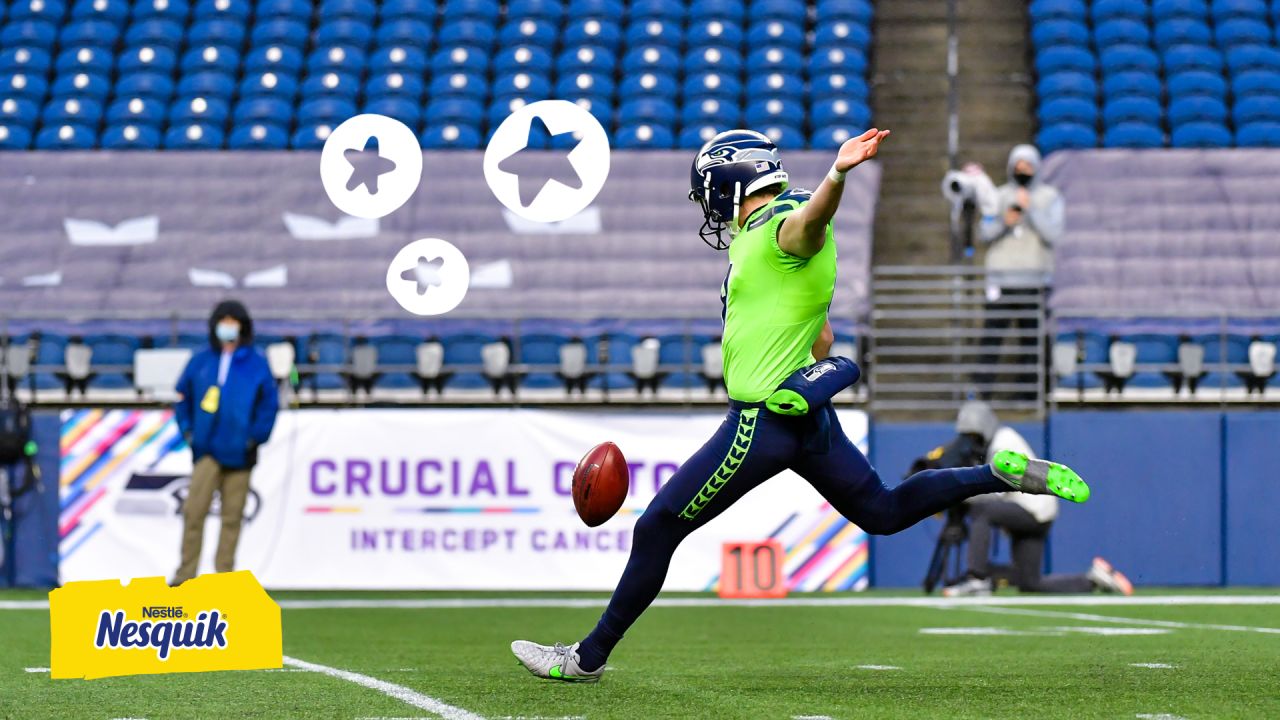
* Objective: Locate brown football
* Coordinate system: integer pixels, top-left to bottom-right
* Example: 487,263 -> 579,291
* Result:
572,441 -> 630,527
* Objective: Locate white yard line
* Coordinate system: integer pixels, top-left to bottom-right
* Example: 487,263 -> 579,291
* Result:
23,667 -> 49,673
1130,663 -> 1178,669
282,655 -> 484,720
854,665 -> 902,670
3,594 -> 1278,612
956,605 -> 1280,635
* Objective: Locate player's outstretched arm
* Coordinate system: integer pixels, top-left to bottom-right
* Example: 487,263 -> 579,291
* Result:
778,128 -> 891,258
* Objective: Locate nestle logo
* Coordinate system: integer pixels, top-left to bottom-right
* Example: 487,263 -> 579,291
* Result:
142,606 -> 185,619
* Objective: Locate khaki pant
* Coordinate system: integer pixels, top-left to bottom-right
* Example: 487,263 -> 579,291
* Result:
173,455 -> 251,584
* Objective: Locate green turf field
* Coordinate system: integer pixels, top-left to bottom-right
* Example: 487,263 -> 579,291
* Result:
2,590 -> 1278,719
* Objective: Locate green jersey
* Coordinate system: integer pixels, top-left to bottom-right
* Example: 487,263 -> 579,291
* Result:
721,188 -> 837,402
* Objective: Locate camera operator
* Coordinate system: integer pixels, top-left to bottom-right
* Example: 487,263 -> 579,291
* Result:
939,402 -> 1133,597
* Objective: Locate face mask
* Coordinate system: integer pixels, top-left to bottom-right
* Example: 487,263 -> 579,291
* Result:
215,323 -> 240,344
1013,172 -> 1034,186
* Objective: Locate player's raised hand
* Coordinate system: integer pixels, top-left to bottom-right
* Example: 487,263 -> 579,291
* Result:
834,128 -> 892,172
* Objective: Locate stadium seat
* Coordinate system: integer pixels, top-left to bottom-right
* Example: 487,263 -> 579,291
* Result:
256,0 -> 310,20
83,334 -> 138,390
1095,19 -> 1151,49
59,19 -> 120,48
1170,120 -> 1232,146
115,71 -> 175,100
376,18 -> 431,46
420,123 -> 482,148
745,97 -> 799,127
367,72 -> 426,101
1103,95 -> 1164,125
814,20 -> 872,49
55,45 -> 111,75
245,45 -> 304,75
35,123 -> 95,149
623,45 -> 680,75
164,122 -> 224,149
181,45 -> 240,74
239,72 -> 298,101
431,46 -> 488,75
188,18 -> 244,47
680,97 -> 742,126
1102,70 -> 1162,99
810,47 -> 868,76
1093,0 -> 1149,21
426,97 -> 483,124
619,97 -> 677,125
301,71 -> 361,98
507,0 -> 565,22
370,46 -> 427,75
1103,121 -> 1165,147
228,122 -> 288,149
564,19 -> 622,47
177,71 -> 236,98
759,124 -> 804,148
308,46 -> 366,76
42,96 -> 102,126
118,46 -> 176,74
442,0 -> 499,19
497,46 -> 553,76
0,124 -> 33,149
1210,0 -> 1268,21
1169,95 -> 1229,124
1164,44 -> 1225,74
440,19 -> 496,49
1,20 -> 59,48
815,0 -> 872,23
321,0 -> 377,19
1039,96 -> 1099,125
625,19 -> 683,48
100,123 -> 161,149
0,97 -> 38,126
619,72 -> 679,99
169,95 -> 229,124
682,72 -> 743,103
126,18 -> 184,48
748,45 -> 805,74
688,19 -> 744,49
291,123 -> 331,149
1030,0 -> 1088,22
746,20 -> 805,50
298,97 -> 356,126
811,72 -> 868,101
1232,69 -> 1280,98
249,18 -> 307,46
0,47 -> 52,74
106,96 -> 166,125
315,19 -> 373,49
52,71 -> 109,100
1152,0 -> 1210,21
494,71 -> 554,99
678,123 -> 720,148
1036,122 -> 1098,152
1226,44 -> 1280,73
616,123 -> 675,149
1153,18 -> 1212,49
1236,120 -> 1280,145
193,0 -> 250,20
1100,44 -> 1161,74
1233,95 -> 1280,124
1167,70 -> 1228,99
1216,17 -> 1270,47
233,96 -> 291,124
810,125 -> 858,149
684,45 -> 744,75
365,95 -> 420,126
1038,71 -> 1099,100
569,0 -> 625,16
812,98 -> 872,128
1036,45 -> 1097,75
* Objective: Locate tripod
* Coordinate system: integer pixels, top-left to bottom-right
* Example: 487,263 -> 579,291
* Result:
923,505 -> 969,594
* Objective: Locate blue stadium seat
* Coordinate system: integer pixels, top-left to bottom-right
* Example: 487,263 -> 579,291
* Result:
556,71 -> 615,98
1103,121 -> 1165,147
9,0 -> 67,21
365,96 -> 421,127
627,0 -> 684,21
1031,19 -> 1090,49
315,19 -> 373,48
623,45 -> 680,75
754,0 -> 806,22
814,21 -> 872,49
1210,0 -> 1268,21
624,19 -> 683,48
187,18 -> 244,47
748,46 -> 805,74
745,72 -> 805,101
1103,95 -> 1164,125
245,45 -> 304,75
564,96 -> 612,126
1167,70 -> 1228,99
440,19 -> 497,49
678,123 -> 721,148
2,20 -> 59,48
162,123 -> 222,149
1231,69 -> 1280,98
568,0 -> 625,16
378,0 -> 434,21
1234,95 -> 1280,124
304,333 -> 346,391
745,97 -> 800,126
125,18 -> 184,48
370,46 -> 427,75
255,0 -> 310,20
100,122 -> 161,149
1152,0 -> 1209,21
118,46 -> 176,74
514,334 -> 567,390
812,97 -> 872,128
169,95 -> 230,125
51,71 -> 110,100
228,122 -> 288,149
680,96 -> 742,126
249,18 -> 307,46
1093,0 -> 1149,21
308,46 -> 366,75
239,72 -> 299,101
494,71 -> 554,98
181,45 -> 240,74
439,333 -> 494,389
1226,44 -> 1280,73
564,19 -> 621,47
298,97 -> 357,125
486,97 -> 525,127
811,72 -> 868,101
106,96 -> 166,125
809,47 -> 868,75
1038,71 -> 1099,100
759,124 -> 804,149
193,0 -> 250,21
1036,122 -> 1098,152
301,71 -> 362,98
71,0 -> 127,22
55,45 -> 112,75
1153,18 -> 1212,48
132,0 -> 189,21
1039,96 -> 1099,125
84,334 -> 138,390
507,0 -> 565,22
115,71 -> 175,100
176,71 -> 236,98
35,123 -> 95,148
682,72 -> 743,102
688,0 -> 743,22
0,97 -> 39,126
442,0 -> 499,19
291,123 -> 332,149
0,47 -> 52,74
320,0 -> 377,19
496,45 -> 552,76
809,125 -> 859,149
2,72 -> 47,102
1164,44 -> 1224,74
425,97 -> 482,124
618,71 -> 679,99
687,19 -> 743,49
1169,95 -> 1228,124
233,96 -> 292,124
1102,70 -> 1162,99
684,46 -> 743,74
1100,44 -> 1161,74
376,18 -> 432,46
1035,45 -> 1097,75
366,71 -> 426,101
747,20 -> 805,50
1030,0 -> 1088,22
1170,120 -> 1232,146
41,96 -> 102,126
618,97 -> 677,125
1236,120 -> 1280,145
431,46 -> 488,75
815,0 -> 872,23
420,123 -> 482,148
1215,17 -> 1270,46
616,123 -> 675,149
1096,18 -> 1152,48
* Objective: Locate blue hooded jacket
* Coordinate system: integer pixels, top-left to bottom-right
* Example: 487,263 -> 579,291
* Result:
174,300 -> 279,469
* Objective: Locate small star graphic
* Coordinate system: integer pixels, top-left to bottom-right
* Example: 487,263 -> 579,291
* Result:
344,136 -> 398,195
400,256 -> 445,295
496,115 -> 584,207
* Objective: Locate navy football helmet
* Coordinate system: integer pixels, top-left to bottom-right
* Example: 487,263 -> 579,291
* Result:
688,129 -> 789,249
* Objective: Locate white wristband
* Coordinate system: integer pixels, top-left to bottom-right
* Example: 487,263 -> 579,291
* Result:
827,164 -> 847,184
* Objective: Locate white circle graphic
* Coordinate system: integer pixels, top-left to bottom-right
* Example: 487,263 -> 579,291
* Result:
320,113 -> 423,219
385,238 -> 471,316
482,99 -> 611,223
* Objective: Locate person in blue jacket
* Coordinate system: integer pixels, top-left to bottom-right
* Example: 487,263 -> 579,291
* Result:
172,299 -> 278,584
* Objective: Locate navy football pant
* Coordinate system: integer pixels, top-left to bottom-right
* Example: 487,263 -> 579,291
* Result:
575,404 -> 1008,671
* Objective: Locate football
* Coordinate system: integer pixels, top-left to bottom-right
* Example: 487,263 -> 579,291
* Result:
571,441 -> 630,527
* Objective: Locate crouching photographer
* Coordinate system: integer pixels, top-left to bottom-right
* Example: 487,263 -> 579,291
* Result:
918,402 -> 1133,597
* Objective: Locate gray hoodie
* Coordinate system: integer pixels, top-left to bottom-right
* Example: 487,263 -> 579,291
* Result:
979,145 -> 1064,289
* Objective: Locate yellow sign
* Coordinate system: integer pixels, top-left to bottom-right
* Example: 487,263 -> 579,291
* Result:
49,571 -> 281,680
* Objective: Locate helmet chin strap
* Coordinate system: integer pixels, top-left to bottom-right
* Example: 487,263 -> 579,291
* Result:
728,181 -> 742,235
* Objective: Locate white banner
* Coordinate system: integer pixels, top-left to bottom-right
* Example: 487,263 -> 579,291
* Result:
59,408 -> 869,590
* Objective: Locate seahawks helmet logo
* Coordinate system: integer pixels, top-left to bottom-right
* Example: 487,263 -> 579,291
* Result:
696,145 -> 781,173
